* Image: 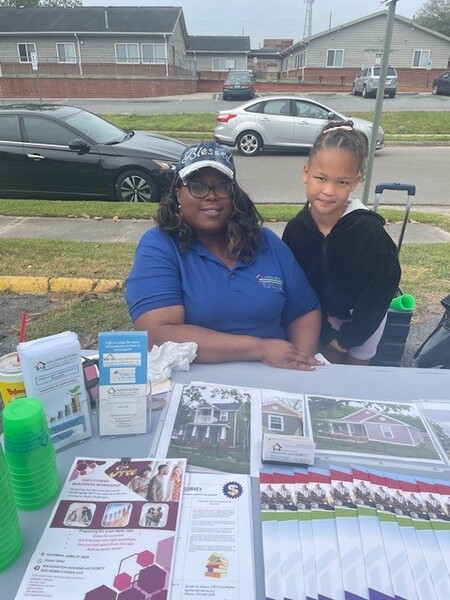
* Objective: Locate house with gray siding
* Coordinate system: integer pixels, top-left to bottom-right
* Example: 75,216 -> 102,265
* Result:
0,6 -> 192,74
186,35 -> 250,77
262,400 -> 303,436
0,6 -> 197,98
281,11 -> 450,86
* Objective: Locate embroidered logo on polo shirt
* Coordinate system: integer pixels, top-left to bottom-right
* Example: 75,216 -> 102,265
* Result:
257,275 -> 283,290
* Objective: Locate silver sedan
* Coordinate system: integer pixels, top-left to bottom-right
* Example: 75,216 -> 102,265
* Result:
214,95 -> 384,156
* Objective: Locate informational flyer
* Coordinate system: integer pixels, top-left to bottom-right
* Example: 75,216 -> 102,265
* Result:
18,331 -> 92,451
98,331 -> 148,436
171,472 -> 255,600
15,457 -> 186,600
330,465 -> 369,600
306,395 -> 445,466
154,382 -> 263,476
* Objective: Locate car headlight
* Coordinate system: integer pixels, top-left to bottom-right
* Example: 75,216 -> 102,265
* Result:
154,160 -> 177,171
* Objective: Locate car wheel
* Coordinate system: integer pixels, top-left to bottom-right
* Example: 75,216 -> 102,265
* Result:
362,85 -> 369,98
388,90 -> 396,98
432,84 -> 439,95
236,131 -> 262,156
223,93 -> 228,100
114,169 -> 159,202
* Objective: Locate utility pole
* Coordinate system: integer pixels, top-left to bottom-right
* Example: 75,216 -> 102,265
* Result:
362,0 -> 399,204
303,0 -> 315,39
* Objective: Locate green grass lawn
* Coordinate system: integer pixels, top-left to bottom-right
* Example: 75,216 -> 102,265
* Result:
99,111 -> 450,142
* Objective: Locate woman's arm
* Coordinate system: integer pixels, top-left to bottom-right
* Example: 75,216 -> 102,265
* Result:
134,306 -> 320,370
287,308 -> 322,361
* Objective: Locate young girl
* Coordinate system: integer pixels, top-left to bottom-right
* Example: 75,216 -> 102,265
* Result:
282,120 -> 401,365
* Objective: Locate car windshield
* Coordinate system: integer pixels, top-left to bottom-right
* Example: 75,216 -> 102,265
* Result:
226,72 -> 251,83
373,67 -> 397,76
62,110 -> 126,144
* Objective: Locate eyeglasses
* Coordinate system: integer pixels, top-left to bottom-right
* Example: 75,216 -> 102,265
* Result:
182,180 -> 234,199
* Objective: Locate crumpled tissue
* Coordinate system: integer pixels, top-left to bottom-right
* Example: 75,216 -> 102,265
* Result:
147,341 -> 198,384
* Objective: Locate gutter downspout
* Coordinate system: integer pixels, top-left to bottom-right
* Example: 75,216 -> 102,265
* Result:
74,33 -> 83,76
164,33 -> 169,77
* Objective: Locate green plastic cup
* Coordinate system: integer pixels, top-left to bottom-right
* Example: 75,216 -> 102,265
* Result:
0,446 -> 22,570
13,480 -> 59,511
8,457 -> 57,477
3,397 -> 59,510
390,293 -> 416,312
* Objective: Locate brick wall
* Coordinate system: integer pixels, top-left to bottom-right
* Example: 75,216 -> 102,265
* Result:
0,76 -> 198,98
0,67 -> 436,98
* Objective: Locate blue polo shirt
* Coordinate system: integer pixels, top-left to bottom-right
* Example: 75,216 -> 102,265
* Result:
125,227 -> 319,340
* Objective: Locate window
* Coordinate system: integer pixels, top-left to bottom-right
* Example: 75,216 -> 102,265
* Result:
261,99 -> 291,115
115,43 -> 140,64
412,49 -> 430,68
212,57 -> 246,71
295,51 -> 306,69
326,49 -> 343,67
380,425 -> 394,439
0,116 -> 21,142
295,100 -> 329,119
56,42 -> 76,64
142,43 -> 166,64
219,411 -> 228,422
268,415 -> 284,431
18,43 -> 36,63
22,117 -> 75,146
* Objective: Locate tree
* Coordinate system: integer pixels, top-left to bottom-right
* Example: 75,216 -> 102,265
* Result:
0,0 -> 81,6
415,0 -> 450,38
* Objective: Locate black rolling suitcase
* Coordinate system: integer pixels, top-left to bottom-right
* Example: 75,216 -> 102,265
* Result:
371,183 -> 416,367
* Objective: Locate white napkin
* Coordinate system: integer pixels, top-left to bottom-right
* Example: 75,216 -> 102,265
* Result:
147,341 -> 198,384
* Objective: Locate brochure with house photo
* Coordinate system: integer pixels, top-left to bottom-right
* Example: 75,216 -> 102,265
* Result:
153,382 -> 263,476
306,395 -> 445,465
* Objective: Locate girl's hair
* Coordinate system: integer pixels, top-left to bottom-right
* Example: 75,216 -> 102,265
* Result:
309,120 -> 369,177
157,174 -> 264,261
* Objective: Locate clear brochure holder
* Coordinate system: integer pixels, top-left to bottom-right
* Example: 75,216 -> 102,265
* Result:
97,331 -> 151,437
17,331 -> 93,452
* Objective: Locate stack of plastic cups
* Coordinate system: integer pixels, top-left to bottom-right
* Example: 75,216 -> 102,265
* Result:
3,397 -> 59,511
0,444 -> 23,570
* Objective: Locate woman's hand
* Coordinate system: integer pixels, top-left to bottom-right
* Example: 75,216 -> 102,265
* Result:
262,339 -> 323,371
328,338 -> 348,354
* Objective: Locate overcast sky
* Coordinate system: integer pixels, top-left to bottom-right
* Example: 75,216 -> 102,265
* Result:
83,0 -> 426,47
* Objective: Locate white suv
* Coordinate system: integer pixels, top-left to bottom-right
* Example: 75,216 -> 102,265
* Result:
352,65 -> 398,98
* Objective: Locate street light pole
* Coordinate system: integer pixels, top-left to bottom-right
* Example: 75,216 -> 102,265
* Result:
362,0 -> 399,205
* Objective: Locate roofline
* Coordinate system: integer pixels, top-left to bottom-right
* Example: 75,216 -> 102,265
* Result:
281,10 -> 450,54
0,31 -> 174,36
186,50 -> 249,54
173,9 -> 189,46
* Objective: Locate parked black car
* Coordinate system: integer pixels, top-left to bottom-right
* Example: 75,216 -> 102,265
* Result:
0,104 -> 186,202
432,71 -> 450,96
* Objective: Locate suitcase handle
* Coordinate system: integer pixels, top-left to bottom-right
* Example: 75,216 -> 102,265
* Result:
375,182 -> 416,196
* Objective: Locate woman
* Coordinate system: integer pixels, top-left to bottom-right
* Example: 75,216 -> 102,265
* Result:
125,140 -> 322,370
164,463 -> 184,502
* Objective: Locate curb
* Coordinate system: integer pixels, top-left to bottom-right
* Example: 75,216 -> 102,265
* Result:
0,276 -> 124,295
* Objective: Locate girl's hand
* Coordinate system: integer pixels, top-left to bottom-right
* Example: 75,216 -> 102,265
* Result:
262,339 -> 323,371
328,338 -> 348,354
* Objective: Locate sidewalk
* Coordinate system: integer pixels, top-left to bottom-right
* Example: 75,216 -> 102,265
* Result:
1,215 -> 449,294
